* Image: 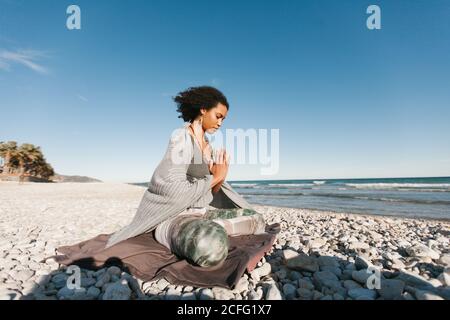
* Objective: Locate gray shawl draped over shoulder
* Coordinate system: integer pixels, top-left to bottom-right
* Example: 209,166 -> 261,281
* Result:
105,124 -> 254,248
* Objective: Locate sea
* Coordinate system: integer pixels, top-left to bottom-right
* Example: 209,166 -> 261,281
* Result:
132,176 -> 450,220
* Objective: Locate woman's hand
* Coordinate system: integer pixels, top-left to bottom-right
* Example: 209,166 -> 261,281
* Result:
210,149 -> 229,177
209,149 -> 229,191
212,178 -> 224,194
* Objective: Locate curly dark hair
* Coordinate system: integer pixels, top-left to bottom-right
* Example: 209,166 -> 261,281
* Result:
174,86 -> 229,123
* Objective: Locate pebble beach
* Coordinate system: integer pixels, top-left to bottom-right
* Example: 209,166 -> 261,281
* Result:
0,181 -> 449,300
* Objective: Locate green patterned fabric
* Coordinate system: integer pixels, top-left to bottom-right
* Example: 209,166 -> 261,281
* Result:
169,208 -> 263,268
203,208 -> 259,220
171,218 -> 229,268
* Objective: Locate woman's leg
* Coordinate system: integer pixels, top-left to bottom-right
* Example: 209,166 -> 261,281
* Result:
154,208 -> 205,250
203,208 -> 259,219
204,208 -> 266,236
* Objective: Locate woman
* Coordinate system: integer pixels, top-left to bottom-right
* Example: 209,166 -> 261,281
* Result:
105,86 -> 266,267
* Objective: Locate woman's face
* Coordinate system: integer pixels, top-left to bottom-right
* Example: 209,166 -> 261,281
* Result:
201,103 -> 228,134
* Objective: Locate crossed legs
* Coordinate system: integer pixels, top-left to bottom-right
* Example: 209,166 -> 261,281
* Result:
155,208 -> 266,267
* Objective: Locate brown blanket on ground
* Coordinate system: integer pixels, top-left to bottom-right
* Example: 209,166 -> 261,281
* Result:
52,223 -> 280,289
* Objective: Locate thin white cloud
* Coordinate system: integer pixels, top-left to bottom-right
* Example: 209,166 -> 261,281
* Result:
0,59 -> 9,71
76,94 -> 88,102
0,49 -> 49,74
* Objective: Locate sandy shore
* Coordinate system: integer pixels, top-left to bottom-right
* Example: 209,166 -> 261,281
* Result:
0,181 -> 449,300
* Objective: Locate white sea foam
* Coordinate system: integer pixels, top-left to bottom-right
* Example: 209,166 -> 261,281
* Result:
313,181 -> 326,185
346,183 -> 450,190
268,183 -> 312,188
230,183 -> 258,188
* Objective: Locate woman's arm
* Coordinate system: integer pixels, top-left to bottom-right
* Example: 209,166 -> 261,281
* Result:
161,128 -> 213,199
212,177 -> 225,193
209,149 -> 229,193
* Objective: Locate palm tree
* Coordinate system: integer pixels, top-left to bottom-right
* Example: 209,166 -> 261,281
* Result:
0,141 -> 18,175
29,155 -> 54,179
0,141 -> 3,173
17,144 -> 43,177
40,162 -> 55,179
28,155 -> 45,177
1,141 -> 56,181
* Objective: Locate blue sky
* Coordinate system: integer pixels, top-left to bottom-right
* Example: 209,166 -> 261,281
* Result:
1,0 -> 449,182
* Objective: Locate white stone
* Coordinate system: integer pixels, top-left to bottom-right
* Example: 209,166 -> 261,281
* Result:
437,268 -> 450,286
406,244 -> 440,260
305,238 -> 327,249
247,287 -> 263,300
428,279 -> 443,287
265,283 -> 282,300
212,287 -> 234,300
348,242 -> 370,250
281,249 -> 299,261
367,231 -> 383,241
250,269 -> 260,282
0,288 -> 22,300
199,288 -> 214,300
142,282 -> 160,295
414,290 -> 444,300
34,274 -> 51,287
402,292 -> 416,300
14,270 -> 35,282
391,259 -> 406,270
180,292 -> 196,300
156,278 -> 170,291
255,263 -> 272,277
165,288 -> 181,300
182,286 -> 193,293
233,277 -> 250,294
395,270 -> 436,290
438,254 -> 450,267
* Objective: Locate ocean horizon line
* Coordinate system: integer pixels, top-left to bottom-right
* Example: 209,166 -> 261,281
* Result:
128,175 -> 450,185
